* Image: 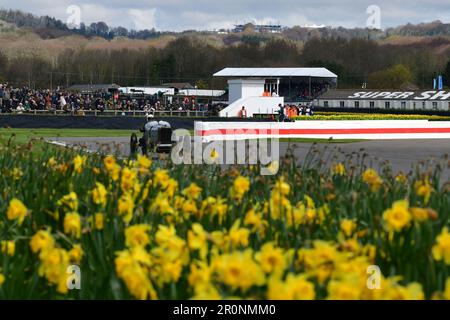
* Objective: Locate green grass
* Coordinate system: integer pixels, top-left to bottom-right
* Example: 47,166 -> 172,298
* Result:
0,129 -> 363,149
0,128 -> 136,144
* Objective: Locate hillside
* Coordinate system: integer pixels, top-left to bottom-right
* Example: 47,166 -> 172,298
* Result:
1,17 -> 450,61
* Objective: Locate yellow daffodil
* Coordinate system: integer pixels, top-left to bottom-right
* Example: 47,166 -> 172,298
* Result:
1,240 -> 15,256
230,175 -> 250,202
362,168 -> 383,192
255,243 -> 286,275
340,219 -> 357,237
115,247 -> 157,300
30,230 -> 55,254
395,172 -> 408,184
444,278 -> 450,300
92,182 -> 108,207
57,192 -> 79,212
410,207 -> 429,222
149,193 -> 174,215
121,167 -> 137,192
6,198 -> 28,226
165,178 -> 178,198
136,154 -> 152,174
94,213 -> 104,230
125,224 -> 151,248
47,157 -> 57,168
63,212 -> 81,239
212,249 -> 265,291
12,167 -> 23,180
118,192 -> 135,223
188,261 -> 212,290
415,179 -> 433,205
187,223 -> 208,260
297,241 -> 340,284
228,220 -> 250,248
200,196 -> 228,223
73,155 -> 87,174
154,169 -> 170,188
332,163 -> 346,176
103,156 -> 121,181
385,281 -> 425,300
383,200 -> 411,233
432,227 -> 450,265
182,183 -> 202,200
244,208 -> 267,234
103,155 -> 116,171
267,274 -> 315,300
38,247 -> 70,294
69,244 -> 84,263
327,276 -> 362,300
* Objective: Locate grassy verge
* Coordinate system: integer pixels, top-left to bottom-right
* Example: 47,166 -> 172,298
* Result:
0,128 -> 136,144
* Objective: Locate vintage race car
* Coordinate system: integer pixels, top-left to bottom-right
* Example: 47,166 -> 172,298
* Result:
130,120 -> 174,155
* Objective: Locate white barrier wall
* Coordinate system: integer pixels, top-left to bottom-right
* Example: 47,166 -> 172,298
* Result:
218,96 -> 284,118
195,120 -> 450,142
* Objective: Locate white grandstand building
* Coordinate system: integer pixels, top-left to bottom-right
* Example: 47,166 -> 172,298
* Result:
214,67 -> 338,117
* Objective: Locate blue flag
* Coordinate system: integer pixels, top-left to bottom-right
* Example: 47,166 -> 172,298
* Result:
438,75 -> 443,90
433,78 -> 437,90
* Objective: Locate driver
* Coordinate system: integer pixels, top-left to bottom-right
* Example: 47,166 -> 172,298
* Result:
139,117 -> 172,154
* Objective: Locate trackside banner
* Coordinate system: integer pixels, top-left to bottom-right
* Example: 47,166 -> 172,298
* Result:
347,91 -> 450,100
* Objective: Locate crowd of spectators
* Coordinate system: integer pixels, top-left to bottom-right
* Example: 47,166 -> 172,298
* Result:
0,82 -> 327,117
0,83 -> 212,115
280,83 -> 330,102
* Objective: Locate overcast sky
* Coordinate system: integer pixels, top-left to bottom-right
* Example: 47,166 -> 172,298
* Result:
1,0 -> 449,31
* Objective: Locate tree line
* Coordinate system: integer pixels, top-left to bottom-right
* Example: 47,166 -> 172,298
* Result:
0,9 -> 162,40
0,36 -> 449,90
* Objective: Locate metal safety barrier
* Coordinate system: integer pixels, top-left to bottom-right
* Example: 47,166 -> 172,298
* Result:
3,109 -> 211,117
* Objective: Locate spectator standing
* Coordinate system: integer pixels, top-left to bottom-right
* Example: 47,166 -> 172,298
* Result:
278,104 -> 285,122
59,95 -> 67,109
16,103 -> 25,114
239,106 -> 248,118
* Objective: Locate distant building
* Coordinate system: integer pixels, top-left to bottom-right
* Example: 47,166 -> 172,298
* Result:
216,29 -> 229,35
119,86 -> 175,96
232,24 -> 285,34
315,90 -> 450,111
178,89 -> 226,98
162,82 -> 195,91
67,84 -> 120,93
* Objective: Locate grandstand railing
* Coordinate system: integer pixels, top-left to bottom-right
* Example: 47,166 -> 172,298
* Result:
4,109 -> 211,117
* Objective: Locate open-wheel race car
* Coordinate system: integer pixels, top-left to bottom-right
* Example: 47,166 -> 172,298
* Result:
130,120 -> 174,155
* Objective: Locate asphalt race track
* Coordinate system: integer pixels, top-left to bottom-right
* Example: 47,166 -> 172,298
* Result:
48,137 -> 450,182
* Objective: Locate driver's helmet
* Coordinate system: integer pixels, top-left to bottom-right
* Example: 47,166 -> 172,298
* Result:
158,120 -> 171,128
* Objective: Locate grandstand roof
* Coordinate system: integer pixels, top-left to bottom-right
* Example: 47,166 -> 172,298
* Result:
213,68 -> 338,78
